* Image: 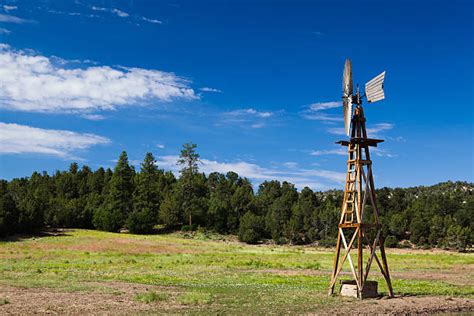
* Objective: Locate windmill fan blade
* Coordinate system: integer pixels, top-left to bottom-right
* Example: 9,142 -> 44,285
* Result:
342,58 -> 353,136
343,98 -> 352,136
365,71 -> 386,103
342,59 -> 353,98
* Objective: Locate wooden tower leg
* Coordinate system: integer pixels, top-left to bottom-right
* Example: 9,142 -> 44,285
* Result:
379,238 -> 394,297
328,232 -> 342,295
357,227 -> 363,299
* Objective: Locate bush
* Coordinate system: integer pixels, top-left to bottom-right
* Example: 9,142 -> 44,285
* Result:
181,224 -> 198,232
444,225 -> 471,251
127,208 -> 155,234
317,238 -> 336,248
384,235 -> 398,248
238,212 -> 264,244
92,206 -> 125,232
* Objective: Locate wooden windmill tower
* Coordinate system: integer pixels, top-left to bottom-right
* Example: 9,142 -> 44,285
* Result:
328,59 -> 394,299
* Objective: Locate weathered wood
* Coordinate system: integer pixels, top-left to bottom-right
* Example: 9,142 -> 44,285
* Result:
336,138 -> 384,147
328,105 -> 393,299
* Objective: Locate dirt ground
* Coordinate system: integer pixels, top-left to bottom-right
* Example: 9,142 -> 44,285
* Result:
324,295 -> 474,315
0,283 -> 473,315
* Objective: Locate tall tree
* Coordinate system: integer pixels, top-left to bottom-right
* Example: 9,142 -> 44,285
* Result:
128,153 -> 163,233
177,143 -> 206,227
93,151 -> 135,232
0,180 -> 19,236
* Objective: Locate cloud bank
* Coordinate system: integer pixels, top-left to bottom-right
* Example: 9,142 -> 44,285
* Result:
0,45 -> 197,113
301,101 -> 342,122
154,155 -> 344,190
0,13 -> 32,24
0,122 -> 110,158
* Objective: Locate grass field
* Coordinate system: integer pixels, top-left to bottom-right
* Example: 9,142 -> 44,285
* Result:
0,229 -> 473,314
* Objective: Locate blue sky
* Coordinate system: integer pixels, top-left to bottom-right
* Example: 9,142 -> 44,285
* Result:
0,0 -> 472,190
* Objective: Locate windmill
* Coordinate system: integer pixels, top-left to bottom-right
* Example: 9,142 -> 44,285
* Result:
328,59 -> 394,299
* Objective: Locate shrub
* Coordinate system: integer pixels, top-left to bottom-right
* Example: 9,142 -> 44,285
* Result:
127,209 -> 155,234
384,235 -> 398,248
238,212 -> 264,244
318,238 -> 336,248
444,225 -> 471,251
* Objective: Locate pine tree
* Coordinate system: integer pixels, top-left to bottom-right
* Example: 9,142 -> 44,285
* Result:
128,153 -> 163,234
0,180 -> 19,236
93,151 -> 135,232
177,143 -> 206,227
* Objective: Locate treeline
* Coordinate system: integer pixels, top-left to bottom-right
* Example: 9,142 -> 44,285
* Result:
0,143 -> 472,250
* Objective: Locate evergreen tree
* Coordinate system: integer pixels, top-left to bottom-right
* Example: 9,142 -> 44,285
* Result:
0,180 -> 19,236
176,143 -> 207,227
239,211 -> 264,244
229,178 -> 254,233
208,172 -> 232,232
128,153 -> 163,234
93,151 -> 135,232
159,192 -> 181,227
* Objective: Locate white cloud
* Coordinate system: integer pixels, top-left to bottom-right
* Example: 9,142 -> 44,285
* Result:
80,114 -> 105,121
47,9 -> 99,19
0,13 -> 32,23
219,108 -> 276,128
155,155 -> 344,190
250,123 -> 265,129
156,144 -> 165,149
0,28 -> 11,34
302,113 -> 343,122
91,6 -> 129,18
326,123 -> 394,137
310,148 -> 347,156
283,162 -> 298,168
142,17 -> 162,24
309,101 -> 341,111
326,127 -> 346,136
0,45 -> 198,113
301,101 -> 342,122
371,147 -> 396,158
200,87 -> 222,93
0,122 -> 110,158
3,5 -> 17,11
366,123 -> 394,137
225,108 -> 273,118
88,5 -> 161,24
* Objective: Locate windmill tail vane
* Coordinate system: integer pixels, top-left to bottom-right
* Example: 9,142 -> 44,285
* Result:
328,58 -> 394,299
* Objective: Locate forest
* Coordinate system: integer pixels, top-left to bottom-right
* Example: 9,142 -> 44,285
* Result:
0,143 -> 472,250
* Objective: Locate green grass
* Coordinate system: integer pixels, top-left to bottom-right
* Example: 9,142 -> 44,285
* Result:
0,229 -> 472,313
135,291 -> 169,303
178,291 -> 213,305
0,298 -> 9,305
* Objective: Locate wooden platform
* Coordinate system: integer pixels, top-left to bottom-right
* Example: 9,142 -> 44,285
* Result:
336,137 -> 384,147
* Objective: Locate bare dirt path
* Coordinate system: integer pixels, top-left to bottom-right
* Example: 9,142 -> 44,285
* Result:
0,283 -> 184,315
1,283 -> 473,315
322,296 -> 474,315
